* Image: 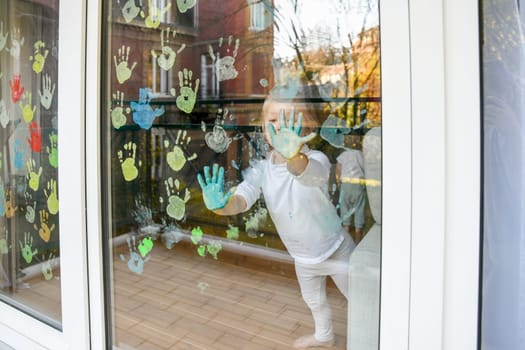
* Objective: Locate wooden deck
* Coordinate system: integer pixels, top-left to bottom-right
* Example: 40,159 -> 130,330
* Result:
113,240 -> 348,350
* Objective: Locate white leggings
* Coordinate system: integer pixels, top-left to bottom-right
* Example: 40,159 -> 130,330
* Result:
295,233 -> 355,341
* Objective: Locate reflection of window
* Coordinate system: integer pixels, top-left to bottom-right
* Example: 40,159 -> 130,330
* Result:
201,54 -> 219,98
248,0 -> 271,32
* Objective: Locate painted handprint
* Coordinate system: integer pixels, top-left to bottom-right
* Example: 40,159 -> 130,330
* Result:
0,98 -> 9,128
7,27 -> 24,58
34,210 -> 55,243
191,226 -> 203,245
44,179 -> 59,215
120,235 -> 149,274
206,241 -> 222,260
20,232 -> 38,264
177,0 -> 197,13
171,68 -> 199,114
24,192 -> 36,224
0,22 -> 8,52
120,0 -> 141,23
117,141 -> 141,182
138,237 -> 154,257
20,92 -> 36,123
164,130 -> 197,171
205,125 -> 232,153
140,0 -> 171,29
151,28 -> 185,71
268,107 -> 317,159
30,40 -> 49,74
164,177 -> 190,221
14,140 -> 27,171
46,132 -> 58,168
113,45 -> 137,84
41,253 -> 56,280
226,224 -> 239,240
130,88 -> 165,129
319,114 -> 351,149
0,228 -> 9,255
111,91 -> 130,129
26,159 -> 43,191
208,36 -> 240,82
5,189 -> 18,219
9,74 -> 25,103
197,164 -> 234,210
38,74 -> 55,110
28,121 -> 42,152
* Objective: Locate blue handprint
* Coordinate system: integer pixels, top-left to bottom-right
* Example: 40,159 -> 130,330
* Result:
0,178 -> 5,217
197,164 -> 233,210
14,139 -> 26,171
130,88 -> 165,129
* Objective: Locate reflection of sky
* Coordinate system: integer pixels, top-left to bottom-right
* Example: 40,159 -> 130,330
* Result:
273,0 -> 379,59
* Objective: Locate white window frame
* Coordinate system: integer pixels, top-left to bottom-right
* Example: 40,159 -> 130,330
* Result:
0,0 -> 482,349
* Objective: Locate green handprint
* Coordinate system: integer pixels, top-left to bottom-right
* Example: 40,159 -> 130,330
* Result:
46,132 -> 58,168
226,224 -> 239,240
197,244 -> 206,257
19,232 -> 37,264
41,253 -> 55,280
177,0 -> 197,13
29,40 -> 48,74
111,91 -> 129,129
0,227 -> 9,254
197,164 -> 233,210
117,142 -> 141,182
26,158 -> 42,191
206,241 -> 222,260
19,91 -> 36,123
138,237 -> 154,257
113,46 -> 137,84
44,178 -> 59,215
140,0 -> 171,28
164,177 -> 190,221
164,130 -> 197,171
191,226 -> 203,245
174,68 -> 199,114
267,107 -> 317,159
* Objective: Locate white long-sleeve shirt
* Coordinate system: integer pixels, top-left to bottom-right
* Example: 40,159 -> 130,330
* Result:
236,147 -> 344,264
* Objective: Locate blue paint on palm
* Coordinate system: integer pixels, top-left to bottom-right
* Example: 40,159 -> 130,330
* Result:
197,164 -> 232,210
131,88 -> 165,129
268,108 -> 316,159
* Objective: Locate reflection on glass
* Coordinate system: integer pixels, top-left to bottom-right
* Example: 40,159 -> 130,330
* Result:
103,0 -> 381,348
0,1 -> 61,327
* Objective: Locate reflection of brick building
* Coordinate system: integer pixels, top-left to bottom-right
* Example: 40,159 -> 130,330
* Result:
109,0 -> 275,113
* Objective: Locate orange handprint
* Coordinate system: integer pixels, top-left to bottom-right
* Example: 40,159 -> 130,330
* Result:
5,189 -> 17,218
34,210 -> 55,242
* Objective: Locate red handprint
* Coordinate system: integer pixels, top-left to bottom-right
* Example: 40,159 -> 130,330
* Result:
9,74 -> 25,103
28,121 -> 42,153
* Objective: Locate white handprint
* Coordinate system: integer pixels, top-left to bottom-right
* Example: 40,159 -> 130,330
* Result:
38,74 -> 55,110
208,36 -> 240,82
121,0 -> 141,23
0,99 -> 9,129
0,22 -> 8,52
7,27 -> 24,58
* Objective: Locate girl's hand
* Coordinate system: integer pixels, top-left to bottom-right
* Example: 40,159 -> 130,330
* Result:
268,107 -> 316,159
197,164 -> 233,210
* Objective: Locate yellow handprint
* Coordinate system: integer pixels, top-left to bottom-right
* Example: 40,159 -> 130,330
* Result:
141,0 -> 171,29
19,92 -> 36,123
26,159 -> 42,191
44,179 -> 59,215
29,40 -> 48,74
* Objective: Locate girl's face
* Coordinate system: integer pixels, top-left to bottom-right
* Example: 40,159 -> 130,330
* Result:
261,99 -> 314,146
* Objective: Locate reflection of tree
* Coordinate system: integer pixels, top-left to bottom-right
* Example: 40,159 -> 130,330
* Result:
272,0 -> 381,128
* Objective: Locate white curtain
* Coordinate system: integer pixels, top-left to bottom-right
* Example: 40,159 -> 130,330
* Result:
482,1 -> 525,349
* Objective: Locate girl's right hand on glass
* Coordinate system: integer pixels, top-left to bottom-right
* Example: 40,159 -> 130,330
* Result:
197,164 -> 233,210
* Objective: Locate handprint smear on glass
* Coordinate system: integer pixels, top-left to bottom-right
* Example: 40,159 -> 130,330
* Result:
163,177 -> 190,221
151,28 -> 185,71
0,98 -> 9,128
44,179 -> 59,215
205,109 -> 232,153
197,164 -> 233,211
177,0 -> 197,13
7,27 -> 24,58
140,0 -> 171,29
268,107 -> 316,159
28,121 -> 42,152
20,232 -> 37,264
34,209 -> 55,243
130,88 -> 165,129
5,189 -> 18,218
24,191 -> 36,224
46,131 -> 58,168
41,253 -> 56,280
20,92 -> 36,123
120,235 -> 149,274
117,141 -> 142,182
30,40 -> 49,74
120,0 -> 141,23
111,91 -> 130,129
9,74 -> 25,103
208,36 -> 240,82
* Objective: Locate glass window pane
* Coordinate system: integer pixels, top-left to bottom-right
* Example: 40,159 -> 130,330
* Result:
102,0 -> 381,348
481,1 -> 525,349
0,0 -> 61,327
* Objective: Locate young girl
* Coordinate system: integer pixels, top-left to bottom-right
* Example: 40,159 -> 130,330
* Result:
197,94 -> 355,348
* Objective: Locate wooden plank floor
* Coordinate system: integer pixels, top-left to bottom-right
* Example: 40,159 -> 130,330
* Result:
113,240 -> 348,350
